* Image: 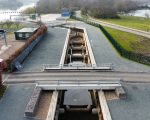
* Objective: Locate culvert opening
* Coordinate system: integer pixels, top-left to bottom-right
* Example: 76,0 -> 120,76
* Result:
58,90 -> 99,120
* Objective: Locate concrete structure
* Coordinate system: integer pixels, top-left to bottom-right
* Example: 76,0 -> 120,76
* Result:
0,19 -> 150,120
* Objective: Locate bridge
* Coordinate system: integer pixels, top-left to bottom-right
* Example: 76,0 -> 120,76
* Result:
4,71 -> 150,84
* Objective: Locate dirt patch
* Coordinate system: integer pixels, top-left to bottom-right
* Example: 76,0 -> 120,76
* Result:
35,91 -> 52,120
0,33 -> 26,60
104,91 -> 119,101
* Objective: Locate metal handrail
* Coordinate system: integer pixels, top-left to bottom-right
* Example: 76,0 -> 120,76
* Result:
36,80 -> 121,85
42,63 -> 113,70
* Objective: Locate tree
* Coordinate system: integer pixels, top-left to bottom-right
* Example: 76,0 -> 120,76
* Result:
22,7 -> 36,14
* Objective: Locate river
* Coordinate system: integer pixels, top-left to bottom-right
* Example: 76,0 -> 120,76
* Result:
128,9 -> 150,18
0,3 -> 36,22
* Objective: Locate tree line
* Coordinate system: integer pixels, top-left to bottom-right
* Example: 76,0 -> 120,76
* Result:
35,0 -> 140,18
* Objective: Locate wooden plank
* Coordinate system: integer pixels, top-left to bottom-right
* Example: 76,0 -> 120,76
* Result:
46,91 -> 59,120
98,91 -> 112,120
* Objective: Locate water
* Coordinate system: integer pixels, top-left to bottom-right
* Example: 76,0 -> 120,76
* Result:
0,3 -> 61,22
0,3 -> 36,22
128,9 -> 150,18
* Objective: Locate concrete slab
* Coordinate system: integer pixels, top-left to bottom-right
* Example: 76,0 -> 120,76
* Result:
0,84 -> 35,120
22,27 -> 67,71
107,83 -> 150,120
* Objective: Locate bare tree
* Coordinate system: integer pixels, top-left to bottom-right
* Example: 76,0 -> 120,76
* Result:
145,13 -> 150,18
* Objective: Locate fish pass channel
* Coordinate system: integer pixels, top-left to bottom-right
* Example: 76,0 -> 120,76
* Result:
40,27 -> 114,120
43,27 -> 112,71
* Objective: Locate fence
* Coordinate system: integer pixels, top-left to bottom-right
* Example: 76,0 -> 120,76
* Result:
71,16 -> 150,66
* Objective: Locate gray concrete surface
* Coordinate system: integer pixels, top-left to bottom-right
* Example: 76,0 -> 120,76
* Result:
5,71 -> 150,84
22,27 -> 67,71
73,22 -> 150,72
108,83 -> 150,120
0,84 -> 36,120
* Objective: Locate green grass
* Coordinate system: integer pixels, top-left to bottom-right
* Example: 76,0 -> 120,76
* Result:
67,18 -> 76,21
104,26 -> 150,55
99,15 -> 150,32
0,85 -> 6,99
0,23 -> 24,31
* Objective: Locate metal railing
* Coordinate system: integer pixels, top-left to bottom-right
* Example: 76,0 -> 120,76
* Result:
36,79 -> 121,90
42,63 -> 113,70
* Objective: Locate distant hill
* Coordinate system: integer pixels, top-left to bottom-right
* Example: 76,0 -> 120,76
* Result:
0,0 -> 22,10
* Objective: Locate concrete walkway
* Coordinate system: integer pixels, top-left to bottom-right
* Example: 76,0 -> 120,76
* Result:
108,83 -> 150,120
22,27 -> 67,71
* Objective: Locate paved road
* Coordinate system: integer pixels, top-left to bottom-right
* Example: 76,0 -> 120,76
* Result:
4,71 -> 150,84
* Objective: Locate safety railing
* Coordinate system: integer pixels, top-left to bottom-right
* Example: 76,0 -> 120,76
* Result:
42,63 -> 113,71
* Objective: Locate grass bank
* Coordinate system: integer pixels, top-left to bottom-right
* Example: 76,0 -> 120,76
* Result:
99,15 -> 150,32
103,26 -> 150,56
